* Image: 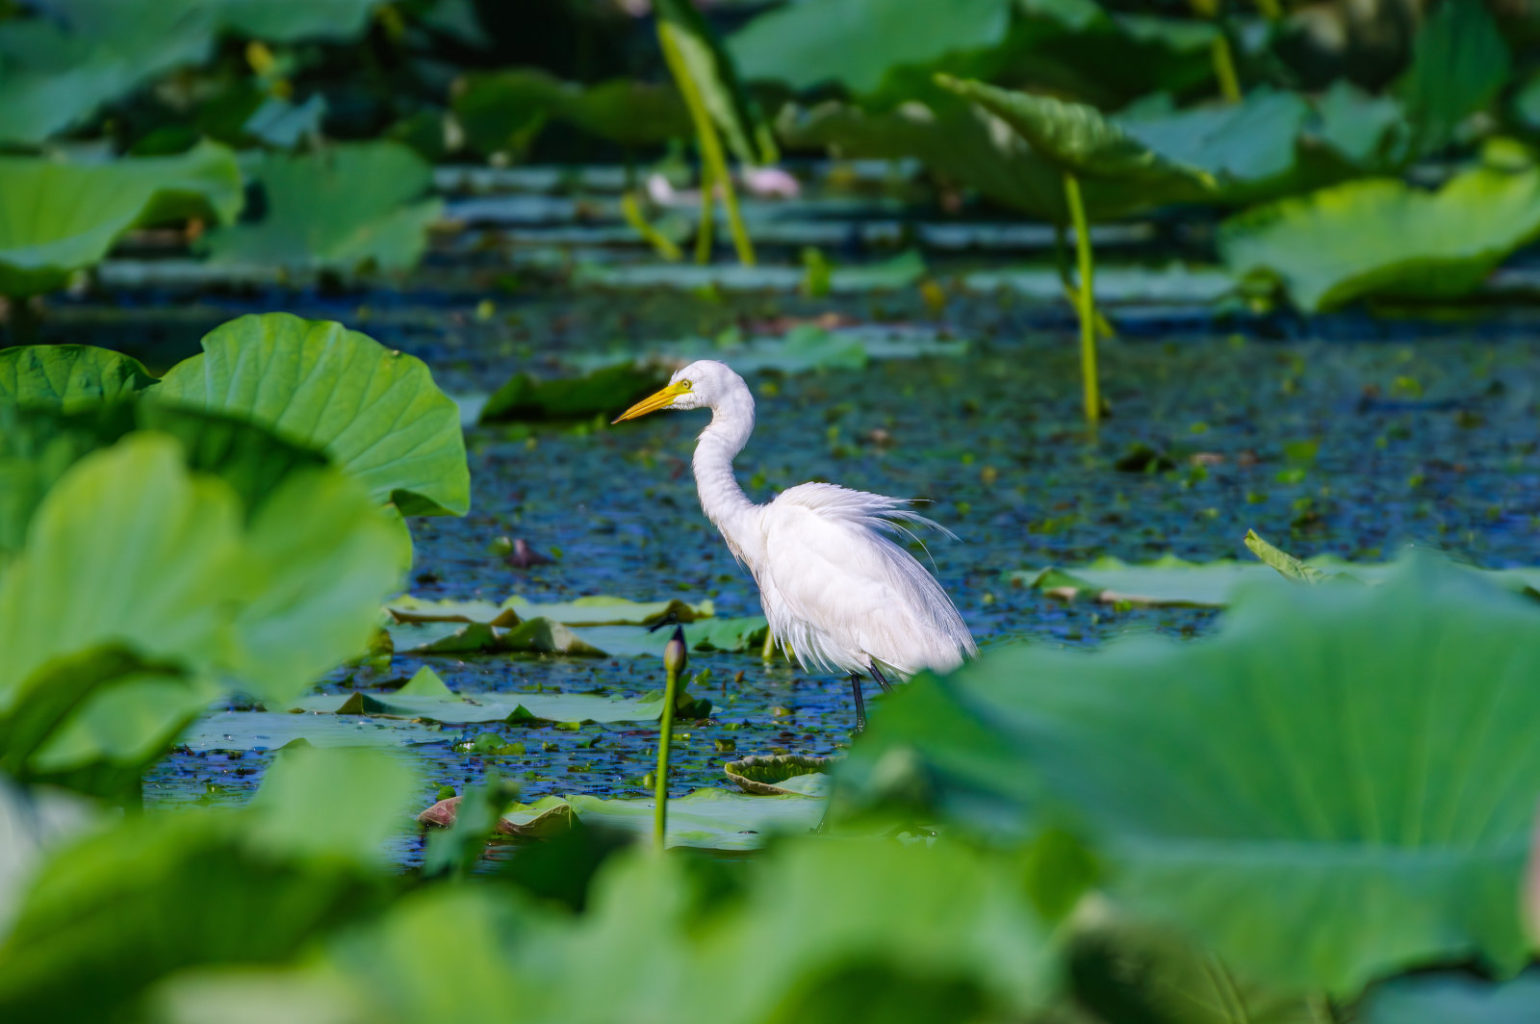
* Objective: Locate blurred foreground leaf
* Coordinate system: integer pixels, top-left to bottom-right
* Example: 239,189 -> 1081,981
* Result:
843,555 -> 1540,997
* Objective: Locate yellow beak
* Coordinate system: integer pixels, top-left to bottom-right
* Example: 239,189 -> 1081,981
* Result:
612,381 -> 691,424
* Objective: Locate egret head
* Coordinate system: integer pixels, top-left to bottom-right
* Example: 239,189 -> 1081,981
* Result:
612,360 -> 737,422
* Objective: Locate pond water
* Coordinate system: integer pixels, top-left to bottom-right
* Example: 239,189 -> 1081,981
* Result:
54,173 -> 1540,862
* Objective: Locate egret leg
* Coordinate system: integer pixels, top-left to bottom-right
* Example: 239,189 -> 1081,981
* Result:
869,662 -> 894,694
849,674 -> 868,733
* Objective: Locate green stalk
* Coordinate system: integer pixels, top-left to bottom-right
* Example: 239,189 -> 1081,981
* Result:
1063,172 -> 1100,426
621,191 -> 682,262
694,160 -> 716,264
1211,34 -> 1242,104
657,22 -> 755,267
653,626 -> 688,851
760,627 -> 775,662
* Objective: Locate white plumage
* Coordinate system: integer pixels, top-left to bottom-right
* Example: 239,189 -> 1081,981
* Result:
614,360 -> 976,727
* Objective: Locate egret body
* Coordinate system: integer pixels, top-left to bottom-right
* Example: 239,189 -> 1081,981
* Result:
614,360 -> 975,729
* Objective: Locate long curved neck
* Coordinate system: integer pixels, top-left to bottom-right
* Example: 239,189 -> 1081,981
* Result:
693,378 -> 760,562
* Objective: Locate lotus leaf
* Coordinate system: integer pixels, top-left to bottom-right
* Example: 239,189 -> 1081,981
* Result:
454,69 -> 690,155
725,754 -> 834,796
842,555 -> 1540,996
202,142 -> 443,273
0,346 -> 154,411
0,745 -> 407,1020
0,142 -> 242,297
0,0 -> 386,145
0,400 -> 329,557
157,313 -> 469,516
1219,164 -> 1540,311
729,0 -> 1012,97
936,75 -> 1212,195
290,687 -> 677,726
180,710 -> 444,752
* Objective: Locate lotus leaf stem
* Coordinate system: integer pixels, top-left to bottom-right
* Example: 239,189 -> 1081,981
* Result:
1062,172 -> 1100,426
621,192 -> 682,262
654,626 -> 687,850
657,22 -> 756,267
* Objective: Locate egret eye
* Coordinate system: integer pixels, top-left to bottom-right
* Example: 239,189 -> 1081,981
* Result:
679,380 -> 693,391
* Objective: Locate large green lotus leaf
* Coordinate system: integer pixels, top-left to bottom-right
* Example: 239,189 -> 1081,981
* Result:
290,687 -> 676,725
729,0 -> 1011,97
202,142 -> 442,273
0,346 -> 155,411
1119,88 -> 1321,204
247,745 -> 417,867
0,747 -> 403,1021
698,838 -> 1053,1019
0,400 -> 329,559
230,465 -> 409,705
1219,165 -> 1540,312
157,313 -> 469,516
841,555 -> 1540,997
0,434 -> 247,708
26,676 -> 222,796
0,646 -> 201,779
1313,80 -> 1410,172
1361,970 -> 1540,1024
454,68 -> 691,154
936,74 -> 1213,193
653,0 -> 775,166
0,142 -> 242,297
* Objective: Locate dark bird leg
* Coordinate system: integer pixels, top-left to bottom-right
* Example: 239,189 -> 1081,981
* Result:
849,673 -> 868,733
869,661 -> 894,694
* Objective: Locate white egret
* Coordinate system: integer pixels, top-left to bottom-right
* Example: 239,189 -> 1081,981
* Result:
613,360 -> 976,730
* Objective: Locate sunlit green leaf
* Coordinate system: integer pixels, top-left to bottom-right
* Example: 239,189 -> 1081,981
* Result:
1219,164 -> 1540,311
0,346 -> 155,411
157,312 -> 470,515
654,0 -> 775,166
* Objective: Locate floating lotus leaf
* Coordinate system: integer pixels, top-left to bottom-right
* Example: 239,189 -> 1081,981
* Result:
724,754 -> 834,796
